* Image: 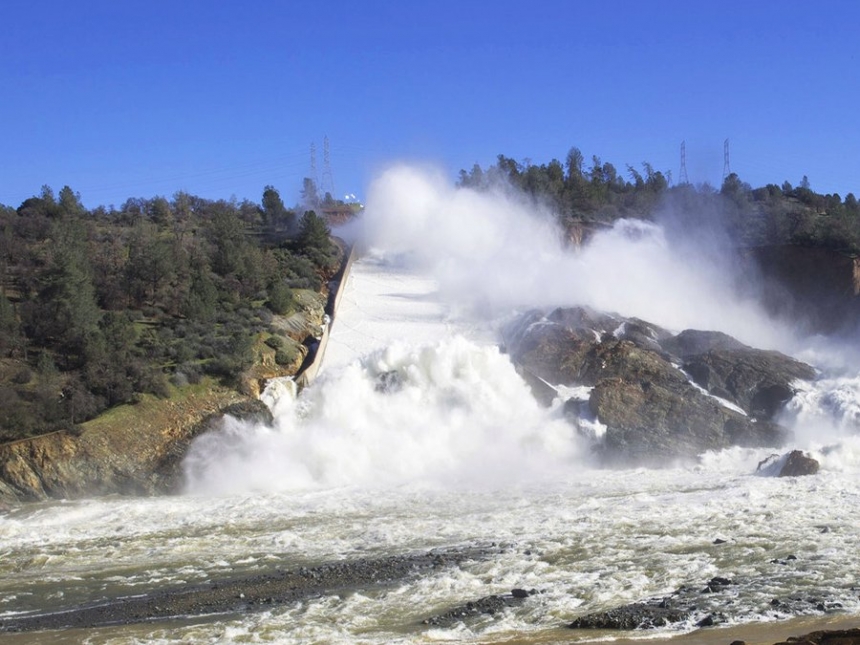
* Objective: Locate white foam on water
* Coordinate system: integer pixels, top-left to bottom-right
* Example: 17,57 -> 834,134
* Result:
183,335 -> 590,495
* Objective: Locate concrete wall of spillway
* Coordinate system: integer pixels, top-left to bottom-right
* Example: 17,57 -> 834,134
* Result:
295,243 -> 358,388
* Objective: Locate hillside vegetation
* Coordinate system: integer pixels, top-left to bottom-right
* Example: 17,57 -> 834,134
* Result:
460,150 -> 860,253
0,183 -> 349,442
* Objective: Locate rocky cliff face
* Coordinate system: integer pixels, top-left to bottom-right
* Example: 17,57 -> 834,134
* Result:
0,388 -> 273,503
503,307 -> 816,465
745,245 -> 860,334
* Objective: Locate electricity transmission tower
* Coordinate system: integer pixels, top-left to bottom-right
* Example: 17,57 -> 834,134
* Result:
723,139 -> 731,179
309,141 -> 319,189
679,141 -> 689,185
321,135 -> 336,199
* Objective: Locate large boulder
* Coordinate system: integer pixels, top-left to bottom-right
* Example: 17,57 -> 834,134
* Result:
503,308 -> 814,465
585,339 -> 786,464
758,450 -> 820,477
778,450 -> 820,477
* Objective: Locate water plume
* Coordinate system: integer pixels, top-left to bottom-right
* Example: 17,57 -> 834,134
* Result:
183,337 -> 586,495
362,163 -> 793,349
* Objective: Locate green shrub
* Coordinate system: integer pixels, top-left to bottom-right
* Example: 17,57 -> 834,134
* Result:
275,346 -> 298,366
264,335 -> 285,349
12,368 -> 32,385
267,281 -> 293,314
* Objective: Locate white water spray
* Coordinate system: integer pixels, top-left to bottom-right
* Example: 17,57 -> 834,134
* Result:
183,337 -> 589,495
184,163 -> 859,494
362,164 -> 794,349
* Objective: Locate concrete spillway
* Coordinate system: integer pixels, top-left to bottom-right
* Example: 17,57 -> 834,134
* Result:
318,252 -> 455,374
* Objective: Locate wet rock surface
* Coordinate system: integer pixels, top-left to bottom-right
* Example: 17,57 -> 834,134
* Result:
568,601 -> 692,630
778,450 -> 821,477
503,306 -> 816,464
757,450 -> 821,477
421,588 -> 537,627
567,571 -> 852,633
0,546 -> 493,633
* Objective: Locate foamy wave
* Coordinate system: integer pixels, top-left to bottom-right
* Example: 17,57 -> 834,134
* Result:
182,337 -> 590,495
783,376 -> 860,446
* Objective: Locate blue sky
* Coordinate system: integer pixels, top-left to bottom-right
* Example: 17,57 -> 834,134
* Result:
2,0 -> 859,209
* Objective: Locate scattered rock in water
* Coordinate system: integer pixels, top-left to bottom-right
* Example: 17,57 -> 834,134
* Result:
375,370 -> 403,393
702,576 -> 734,593
421,589 -> 537,628
771,555 -> 799,565
778,450 -> 820,477
758,451 -> 820,477
568,601 -> 690,630
694,612 -> 727,627
566,575 -> 855,633
1,545 -> 495,633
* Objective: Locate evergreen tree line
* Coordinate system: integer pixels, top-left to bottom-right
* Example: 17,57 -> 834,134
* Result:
0,184 -> 339,441
459,149 -> 860,253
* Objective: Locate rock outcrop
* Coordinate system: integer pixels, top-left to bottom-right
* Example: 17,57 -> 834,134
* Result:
745,245 -> 860,335
504,306 -> 815,464
0,389 -> 271,503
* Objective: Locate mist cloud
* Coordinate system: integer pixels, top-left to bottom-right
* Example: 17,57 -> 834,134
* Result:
362,164 -> 793,349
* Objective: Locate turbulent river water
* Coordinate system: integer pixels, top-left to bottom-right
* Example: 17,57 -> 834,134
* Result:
2,250 -> 860,645
2,169 -> 860,643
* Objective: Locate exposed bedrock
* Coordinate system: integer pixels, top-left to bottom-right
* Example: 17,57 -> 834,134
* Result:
744,245 -> 860,336
567,574 -> 850,633
503,306 -> 816,464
